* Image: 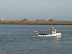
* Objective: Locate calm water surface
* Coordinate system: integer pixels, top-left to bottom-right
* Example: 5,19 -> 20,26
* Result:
0,25 -> 72,54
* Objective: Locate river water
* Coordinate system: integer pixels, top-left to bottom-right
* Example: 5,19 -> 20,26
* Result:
0,25 -> 72,54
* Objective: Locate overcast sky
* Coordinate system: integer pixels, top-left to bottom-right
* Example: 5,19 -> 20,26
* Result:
0,0 -> 72,21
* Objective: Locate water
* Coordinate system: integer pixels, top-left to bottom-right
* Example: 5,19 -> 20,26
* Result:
0,25 -> 72,54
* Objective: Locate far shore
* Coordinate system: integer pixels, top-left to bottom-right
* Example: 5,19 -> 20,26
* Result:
0,21 -> 72,25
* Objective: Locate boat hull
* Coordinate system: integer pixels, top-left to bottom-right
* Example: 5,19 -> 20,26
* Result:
38,33 -> 61,38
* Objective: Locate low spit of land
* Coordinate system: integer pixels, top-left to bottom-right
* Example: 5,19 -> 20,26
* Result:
0,21 -> 72,25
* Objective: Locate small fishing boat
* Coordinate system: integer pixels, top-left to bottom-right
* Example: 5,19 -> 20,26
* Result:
34,27 -> 61,38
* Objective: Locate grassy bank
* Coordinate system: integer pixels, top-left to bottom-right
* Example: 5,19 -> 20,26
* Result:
0,21 -> 72,25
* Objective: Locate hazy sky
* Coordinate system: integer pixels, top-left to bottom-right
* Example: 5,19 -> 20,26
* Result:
0,0 -> 72,20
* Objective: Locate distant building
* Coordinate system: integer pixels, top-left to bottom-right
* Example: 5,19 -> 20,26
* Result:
21,19 -> 29,21
2,17 -> 4,21
49,19 -> 57,21
36,19 -> 45,21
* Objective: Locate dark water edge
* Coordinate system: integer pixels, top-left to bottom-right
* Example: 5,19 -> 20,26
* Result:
0,25 -> 72,54
0,24 -> 72,25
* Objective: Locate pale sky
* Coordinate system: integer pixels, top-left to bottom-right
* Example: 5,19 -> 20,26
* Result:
0,0 -> 72,21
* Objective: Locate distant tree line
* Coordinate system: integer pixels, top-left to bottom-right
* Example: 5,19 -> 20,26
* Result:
16,19 -> 57,21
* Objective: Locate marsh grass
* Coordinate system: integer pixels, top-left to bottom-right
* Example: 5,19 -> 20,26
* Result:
0,21 -> 72,25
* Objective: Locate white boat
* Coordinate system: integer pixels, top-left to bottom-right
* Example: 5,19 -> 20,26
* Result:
38,33 -> 61,38
34,27 -> 61,38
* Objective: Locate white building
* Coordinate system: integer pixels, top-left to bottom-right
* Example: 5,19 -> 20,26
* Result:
2,17 -> 4,21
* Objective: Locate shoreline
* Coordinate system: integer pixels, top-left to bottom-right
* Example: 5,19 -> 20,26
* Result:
0,21 -> 72,25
